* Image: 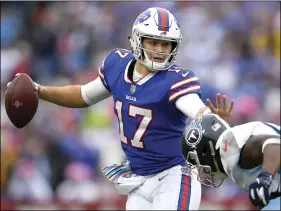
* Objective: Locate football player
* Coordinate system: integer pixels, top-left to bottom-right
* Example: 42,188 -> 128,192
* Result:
181,114 -> 280,210
8,7 -> 234,210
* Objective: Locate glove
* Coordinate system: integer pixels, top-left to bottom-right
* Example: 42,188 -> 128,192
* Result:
101,160 -> 131,183
249,171 -> 273,208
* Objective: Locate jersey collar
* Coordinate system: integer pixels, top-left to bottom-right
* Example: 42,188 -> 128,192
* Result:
124,59 -> 157,85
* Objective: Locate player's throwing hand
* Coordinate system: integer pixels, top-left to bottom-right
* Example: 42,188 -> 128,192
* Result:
7,73 -> 41,92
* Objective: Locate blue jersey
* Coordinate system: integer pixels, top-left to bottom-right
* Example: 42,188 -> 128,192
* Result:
99,48 -> 202,175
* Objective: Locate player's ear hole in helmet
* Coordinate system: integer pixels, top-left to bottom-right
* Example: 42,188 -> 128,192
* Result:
181,114 -> 230,187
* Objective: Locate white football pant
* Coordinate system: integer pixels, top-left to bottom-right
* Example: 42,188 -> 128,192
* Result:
126,165 -> 201,210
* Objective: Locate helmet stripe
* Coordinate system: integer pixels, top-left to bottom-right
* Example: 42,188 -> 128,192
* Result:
157,8 -> 169,32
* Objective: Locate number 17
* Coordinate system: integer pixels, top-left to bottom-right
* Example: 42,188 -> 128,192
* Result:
115,101 -> 153,149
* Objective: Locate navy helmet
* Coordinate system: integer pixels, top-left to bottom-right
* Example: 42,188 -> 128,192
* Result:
181,114 -> 230,187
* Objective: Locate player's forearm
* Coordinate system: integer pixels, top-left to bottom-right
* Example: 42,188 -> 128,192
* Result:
262,142 -> 280,175
39,85 -> 89,108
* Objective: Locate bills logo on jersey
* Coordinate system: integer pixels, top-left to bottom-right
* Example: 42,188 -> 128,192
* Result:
185,117 -> 203,147
134,10 -> 151,25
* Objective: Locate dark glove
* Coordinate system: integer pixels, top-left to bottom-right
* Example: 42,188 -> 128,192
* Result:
249,171 -> 273,208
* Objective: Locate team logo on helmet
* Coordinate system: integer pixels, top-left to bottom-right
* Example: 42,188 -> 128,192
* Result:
134,10 -> 151,25
185,117 -> 203,146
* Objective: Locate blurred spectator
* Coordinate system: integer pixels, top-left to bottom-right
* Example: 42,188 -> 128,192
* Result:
7,158 -> 53,202
56,162 -> 100,203
233,94 -> 260,124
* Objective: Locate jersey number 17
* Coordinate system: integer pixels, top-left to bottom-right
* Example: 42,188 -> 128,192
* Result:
115,101 -> 153,149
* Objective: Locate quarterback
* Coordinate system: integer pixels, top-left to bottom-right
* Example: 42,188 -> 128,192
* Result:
181,114 -> 280,210
8,7 -> 234,210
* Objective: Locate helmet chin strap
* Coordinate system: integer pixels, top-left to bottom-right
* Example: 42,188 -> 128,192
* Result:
141,49 -> 170,72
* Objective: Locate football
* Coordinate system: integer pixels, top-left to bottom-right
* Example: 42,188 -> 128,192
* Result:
5,74 -> 39,128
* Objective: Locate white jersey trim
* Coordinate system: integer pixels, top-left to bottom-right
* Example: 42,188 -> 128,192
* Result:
124,59 -> 134,83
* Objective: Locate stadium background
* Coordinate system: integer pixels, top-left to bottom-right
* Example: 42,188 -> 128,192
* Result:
1,1 -> 280,210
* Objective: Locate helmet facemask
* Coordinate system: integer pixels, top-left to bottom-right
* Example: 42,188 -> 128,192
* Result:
185,141 -> 227,188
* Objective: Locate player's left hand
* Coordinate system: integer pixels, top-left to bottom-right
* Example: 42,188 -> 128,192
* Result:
248,171 -> 273,209
206,93 -> 234,124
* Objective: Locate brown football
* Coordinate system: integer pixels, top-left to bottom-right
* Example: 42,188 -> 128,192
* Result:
5,74 -> 39,128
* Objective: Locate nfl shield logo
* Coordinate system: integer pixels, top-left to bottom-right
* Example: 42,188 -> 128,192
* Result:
130,85 -> 136,93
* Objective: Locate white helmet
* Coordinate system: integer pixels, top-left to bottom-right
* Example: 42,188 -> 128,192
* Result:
130,7 -> 182,72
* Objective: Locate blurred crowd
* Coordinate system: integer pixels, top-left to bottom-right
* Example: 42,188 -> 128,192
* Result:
1,1 -> 280,207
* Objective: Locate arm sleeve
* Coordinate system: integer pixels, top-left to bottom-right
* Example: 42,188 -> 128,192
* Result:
175,93 -> 206,119
81,77 -> 112,106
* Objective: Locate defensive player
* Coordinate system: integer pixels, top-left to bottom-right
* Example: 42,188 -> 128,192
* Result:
181,114 -> 280,210
8,7 -> 234,210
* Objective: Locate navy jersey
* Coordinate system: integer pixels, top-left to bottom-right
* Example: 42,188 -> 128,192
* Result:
99,48 -> 202,175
